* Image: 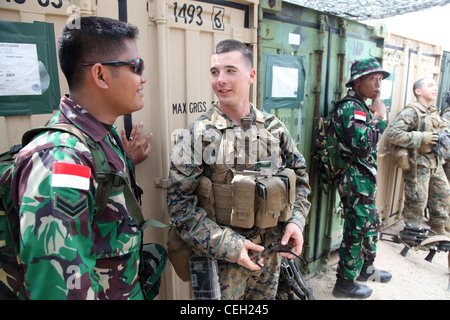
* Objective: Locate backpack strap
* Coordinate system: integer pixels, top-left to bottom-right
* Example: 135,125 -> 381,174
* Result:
335,96 -> 372,121
404,103 -> 423,131
330,97 -> 361,176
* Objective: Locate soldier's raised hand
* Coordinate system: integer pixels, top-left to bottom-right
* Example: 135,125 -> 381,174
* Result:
422,132 -> 439,145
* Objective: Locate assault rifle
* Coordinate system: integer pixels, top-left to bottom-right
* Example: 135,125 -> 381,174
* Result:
381,225 -> 450,263
256,242 -> 315,300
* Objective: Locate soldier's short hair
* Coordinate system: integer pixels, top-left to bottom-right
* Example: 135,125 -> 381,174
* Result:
413,78 -> 434,98
212,39 -> 253,70
58,16 -> 139,91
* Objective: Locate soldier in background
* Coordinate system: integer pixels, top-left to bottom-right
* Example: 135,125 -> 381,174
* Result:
166,39 -> 311,299
10,17 -> 149,299
332,58 -> 392,299
440,98 -> 450,234
387,78 -> 450,236
442,103 -> 450,181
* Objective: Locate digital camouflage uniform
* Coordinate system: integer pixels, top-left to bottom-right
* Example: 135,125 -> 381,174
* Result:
166,103 -> 311,300
387,102 -> 450,227
442,106 -> 450,181
10,96 -> 144,300
333,90 -> 387,280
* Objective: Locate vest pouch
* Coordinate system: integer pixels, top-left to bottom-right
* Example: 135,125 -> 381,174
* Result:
211,165 -> 233,225
393,145 -> 410,170
255,177 -> 285,229
167,227 -> 192,282
230,175 -> 255,229
212,183 -> 232,225
196,176 -> 215,221
275,168 -> 296,222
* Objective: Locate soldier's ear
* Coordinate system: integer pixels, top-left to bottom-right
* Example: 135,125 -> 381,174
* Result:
249,68 -> 256,85
90,63 -> 110,90
414,88 -> 422,97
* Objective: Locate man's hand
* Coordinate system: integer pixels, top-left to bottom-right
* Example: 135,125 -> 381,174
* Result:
422,132 -> 439,145
280,223 -> 304,259
369,94 -> 387,120
122,122 -> 153,164
236,240 -> 264,271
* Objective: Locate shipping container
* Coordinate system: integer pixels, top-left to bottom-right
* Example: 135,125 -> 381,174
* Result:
437,50 -> 450,112
258,0 -> 387,275
376,31 -> 442,228
1,0 -> 445,300
0,0 -> 258,300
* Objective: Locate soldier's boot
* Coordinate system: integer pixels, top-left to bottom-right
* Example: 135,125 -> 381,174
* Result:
430,223 -> 450,238
332,276 -> 372,299
357,260 -> 392,283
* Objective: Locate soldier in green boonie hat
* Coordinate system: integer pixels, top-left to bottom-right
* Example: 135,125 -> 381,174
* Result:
346,57 -> 390,88
332,56 -> 392,299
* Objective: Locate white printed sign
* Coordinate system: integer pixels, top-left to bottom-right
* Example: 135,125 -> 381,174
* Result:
272,66 -> 299,98
0,42 -> 42,96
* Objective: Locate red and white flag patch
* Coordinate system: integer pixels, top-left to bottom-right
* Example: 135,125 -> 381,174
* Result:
354,110 -> 366,122
51,163 -> 91,191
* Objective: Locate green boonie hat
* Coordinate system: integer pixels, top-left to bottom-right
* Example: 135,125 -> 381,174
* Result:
346,57 -> 390,88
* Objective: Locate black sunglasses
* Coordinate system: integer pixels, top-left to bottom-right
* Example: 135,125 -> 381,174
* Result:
81,58 -> 145,75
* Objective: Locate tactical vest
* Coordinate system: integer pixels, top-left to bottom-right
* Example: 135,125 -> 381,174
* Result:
394,102 -> 448,170
409,102 -> 447,154
196,108 -> 296,230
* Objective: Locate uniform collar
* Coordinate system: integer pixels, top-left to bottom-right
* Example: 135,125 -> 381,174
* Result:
347,89 -> 368,106
59,95 -> 111,142
207,102 -> 264,130
409,101 -> 438,114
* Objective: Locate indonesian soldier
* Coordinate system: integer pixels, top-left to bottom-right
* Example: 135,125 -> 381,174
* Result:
166,39 -> 311,300
332,58 -> 392,299
10,17 -> 151,299
387,78 -> 450,236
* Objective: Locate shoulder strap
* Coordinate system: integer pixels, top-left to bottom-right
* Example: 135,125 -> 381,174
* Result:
336,96 -> 372,121
404,104 -> 422,131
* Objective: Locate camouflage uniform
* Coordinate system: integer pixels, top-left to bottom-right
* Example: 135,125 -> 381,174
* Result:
387,102 -> 450,227
442,106 -> 450,181
333,90 -> 387,280
166,103 -> 311,300
10,96 -> 144,300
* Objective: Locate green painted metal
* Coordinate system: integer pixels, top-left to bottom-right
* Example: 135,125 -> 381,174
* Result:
437,51 -> 450,112
258,1 -> 386,275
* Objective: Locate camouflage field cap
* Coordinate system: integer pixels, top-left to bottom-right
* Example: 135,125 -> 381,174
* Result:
346,57 -> 390,88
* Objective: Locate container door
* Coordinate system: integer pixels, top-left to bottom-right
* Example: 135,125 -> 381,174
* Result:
377,34 -> 442,228
0,0 -> 105,150
127,0 -> 258,299
0,0 -> 259,300
258,1 -> 386,275
437,51 -> 450,112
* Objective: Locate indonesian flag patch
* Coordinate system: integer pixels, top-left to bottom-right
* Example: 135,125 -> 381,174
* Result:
354,110 -> 367,122
51,163 -> 91,191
